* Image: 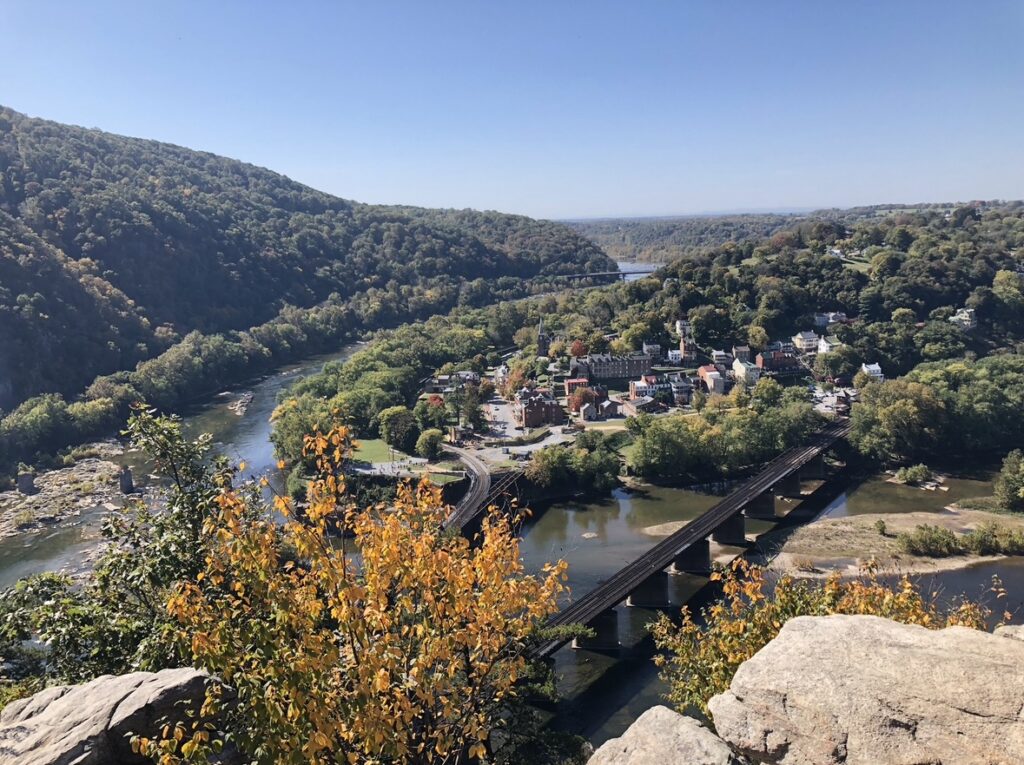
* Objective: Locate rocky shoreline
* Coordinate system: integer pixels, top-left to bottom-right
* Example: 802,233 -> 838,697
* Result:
0,442 -> 130,541
761,507 -> 1024,577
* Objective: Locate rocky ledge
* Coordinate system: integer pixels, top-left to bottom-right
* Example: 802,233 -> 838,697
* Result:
0,668 -> 210,765
591,614 -> 1024,765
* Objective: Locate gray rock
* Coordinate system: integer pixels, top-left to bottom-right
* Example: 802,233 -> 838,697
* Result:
708,615 -> 1024,765
0,668 -> 210,765
994,623 -> 1024,642
589,705 -> 743,765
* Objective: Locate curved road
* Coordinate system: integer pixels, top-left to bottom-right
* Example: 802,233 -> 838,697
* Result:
441,444 -> 491,527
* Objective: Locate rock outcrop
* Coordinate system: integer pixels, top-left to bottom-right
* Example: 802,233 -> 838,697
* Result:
708,615 -> 1024,764
589,705 -> 744,765
0,668 -> 209,765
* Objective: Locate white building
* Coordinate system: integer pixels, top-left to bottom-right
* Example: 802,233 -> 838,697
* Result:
666,349 -> 683,364
860,362 -> 885,383
949,307 -> 977,331
817,335 -> 842,355
642,342 -> 663,360
711,349 -> 733,365
732,357 -> 761,385
814,311 -> 847,329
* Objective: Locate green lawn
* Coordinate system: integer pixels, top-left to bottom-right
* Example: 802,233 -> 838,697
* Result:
353,438 -> 409,464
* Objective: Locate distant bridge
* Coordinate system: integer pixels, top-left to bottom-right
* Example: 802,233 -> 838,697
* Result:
533,419 -> 851,658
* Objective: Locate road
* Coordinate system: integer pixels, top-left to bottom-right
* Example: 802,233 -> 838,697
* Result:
534,419 -> 851,657
441,443 -> 491,527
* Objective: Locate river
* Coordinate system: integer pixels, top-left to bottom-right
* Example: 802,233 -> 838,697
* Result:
0,345 -> 359,589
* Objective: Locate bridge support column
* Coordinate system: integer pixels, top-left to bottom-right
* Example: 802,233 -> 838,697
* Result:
572,608 -> 620,651
669,539 -> 711,574
712,512 -> 746,545
744,490 -> 777,519
777,471 -> 802,498
801,453 -> 826,480
626,571 -> 670,608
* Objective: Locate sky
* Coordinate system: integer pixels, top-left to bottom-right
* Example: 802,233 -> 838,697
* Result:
3,1 -> 1023,219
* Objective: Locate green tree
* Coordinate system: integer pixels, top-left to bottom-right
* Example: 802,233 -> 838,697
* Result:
995,449 -> 1024,512
415,429 -> 445,461
378,406 -> 420,454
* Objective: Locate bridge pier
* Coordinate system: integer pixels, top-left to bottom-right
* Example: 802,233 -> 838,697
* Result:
801,453 -> 827,480
669,538 -> 711,574
743,490 -> 777,519
572,608 -> 620,651
777,471 -> 803,498
711,512 -> 746,545
626,571 -> 671,608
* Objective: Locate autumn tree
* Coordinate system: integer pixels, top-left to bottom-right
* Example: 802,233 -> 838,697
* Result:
569,339 -> 588,358
144,426 -> 567,764
652,560 -> 991,716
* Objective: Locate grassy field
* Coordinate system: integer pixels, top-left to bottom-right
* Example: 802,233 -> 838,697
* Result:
353,438 -> 409,464
583,420 -> 629,432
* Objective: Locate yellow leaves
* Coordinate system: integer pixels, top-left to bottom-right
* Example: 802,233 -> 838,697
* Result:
277,459 -> 286,470
157,422 -> 565,764
654,560 -> 993,717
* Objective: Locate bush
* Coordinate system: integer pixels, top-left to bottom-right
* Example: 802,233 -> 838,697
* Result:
895,463 -> 931,485
415,429 -> 445,461
652,560 -> 990,715
897,524 -> 961,556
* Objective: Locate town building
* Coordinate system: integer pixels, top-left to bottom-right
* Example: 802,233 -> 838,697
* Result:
765,339 -> 797,355
675,319 -> 694,340
732,345 -> 751,363
756,350 -> 803,375
666,372 -> 695,404
536,318 -> 551,357
512,388 -> 566,428
710,349 -> 733,366
579,402 -> 599,422
570,353 -> 652,381
814,311 -> 848,329
698,364 -> 727,395
949,307 -> 977,331
642,342 -> 663,360
817,335 -> 842,355
792,331 -> 819,355
860,362 -> 885,383
599,399 -> 622,418
422,370 -> 481,394
564,378 -> 590,397
666,348 -> 683,364
629,374 -> 672,400
622,396 -> 659,417
679,336 -> 698,362
732,357 -> 761,385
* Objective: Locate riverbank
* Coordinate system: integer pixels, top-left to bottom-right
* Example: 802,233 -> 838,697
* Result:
762,507 -> 1024,577
0,442 -> 127,540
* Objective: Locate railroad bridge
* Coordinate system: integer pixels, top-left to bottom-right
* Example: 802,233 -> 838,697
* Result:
532,418 -> 851,658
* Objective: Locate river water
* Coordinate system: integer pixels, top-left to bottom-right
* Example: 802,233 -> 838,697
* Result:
0,345 -> 358,589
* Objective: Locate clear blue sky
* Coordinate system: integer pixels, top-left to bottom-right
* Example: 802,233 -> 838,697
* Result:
4,1 -> 1022,219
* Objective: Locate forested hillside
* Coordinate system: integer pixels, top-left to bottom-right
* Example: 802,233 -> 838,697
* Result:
569,204 -> 984,263
569,214 -> 800,262
0,106 -> 610,408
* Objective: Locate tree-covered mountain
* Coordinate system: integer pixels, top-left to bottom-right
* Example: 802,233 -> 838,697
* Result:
0,106 -> 611,409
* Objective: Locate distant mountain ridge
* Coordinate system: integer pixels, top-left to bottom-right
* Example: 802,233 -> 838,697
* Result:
0,107 -> 610,406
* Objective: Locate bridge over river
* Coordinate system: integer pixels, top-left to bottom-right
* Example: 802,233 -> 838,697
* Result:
533,418 -> 851,658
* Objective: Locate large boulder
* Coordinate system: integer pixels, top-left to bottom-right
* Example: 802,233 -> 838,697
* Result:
589,705 -> 744,765
0,668 -> 209,765
708,615 -> 1024,764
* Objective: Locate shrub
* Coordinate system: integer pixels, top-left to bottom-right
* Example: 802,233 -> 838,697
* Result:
895,463 -> 931,485
652,559 -> 990,716
896,524 -> 961,556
